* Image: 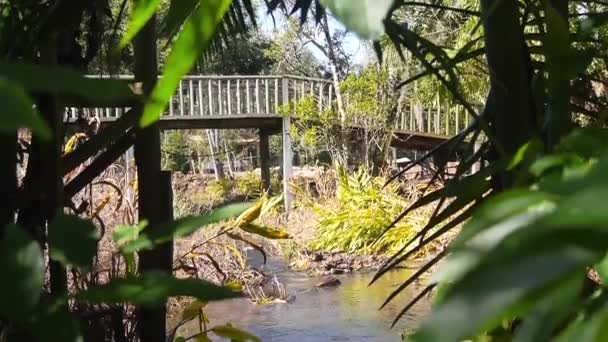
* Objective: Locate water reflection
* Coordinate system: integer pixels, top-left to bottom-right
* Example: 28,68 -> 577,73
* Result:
175,262 -> 430,342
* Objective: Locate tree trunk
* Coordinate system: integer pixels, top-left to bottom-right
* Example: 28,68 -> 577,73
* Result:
206,129 -> 224,180
321,13 -> 348,166
132,10 -> 169,342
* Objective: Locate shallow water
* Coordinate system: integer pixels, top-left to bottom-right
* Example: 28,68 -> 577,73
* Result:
175,255 -> 430,341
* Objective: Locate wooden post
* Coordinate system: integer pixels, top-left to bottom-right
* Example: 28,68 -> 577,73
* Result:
237,79 -> 241,113
265,79 -> 270,113
198,80 -> 204,115
179,80 -> 184,115
472,141 -> 482,174
132,11 -> 166,342
259,130 -> 271,193
138,171 -> 174,342
281,77 -> 293,210
189,79 -> 194,115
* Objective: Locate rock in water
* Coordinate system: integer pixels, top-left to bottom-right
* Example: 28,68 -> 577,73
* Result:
316,276 -> 341,288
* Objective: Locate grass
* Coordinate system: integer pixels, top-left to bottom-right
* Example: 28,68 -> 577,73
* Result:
302,165 -> 434,256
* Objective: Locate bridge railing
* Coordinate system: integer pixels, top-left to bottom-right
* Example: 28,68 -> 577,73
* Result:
66,75 -> 334,120
395,102 -> 470,137
65,74 -> 469,138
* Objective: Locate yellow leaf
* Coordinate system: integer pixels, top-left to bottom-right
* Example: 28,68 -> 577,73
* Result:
91,195 -> 111,217
133,174 -> 138,193
181,300 -> 207,321
211,324 -> 261,342
235,196 -> 265,225
260,194 -> 283,218
239,223 -> 290,240
174,337 -> 186,342
64,133 -> 87,156
224,280 -> 242,291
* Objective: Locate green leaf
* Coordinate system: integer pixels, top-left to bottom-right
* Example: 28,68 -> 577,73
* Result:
48,214 -> 100,270
513,275 -> 582,342
194,334 -> 213,342
0,63 -> 138,102
121,202 -> 251,253
507,139 -> 543,170
77,271 -> 240,307
413,247 -> 595,342
596,253 -> 608,284
556,302 -> 608,342
559,128 -> 608,158
211,324 -> 261,342
0,76 -> 51,140
118,0 -> 162,51
542,186 -> 608,228
28,300 -> 84,342
321,0 -> 392,40
529,154 -> 583,177
0,224 -> 44,318
451,189 -> 556,249
543,0 -> 569,63
140,0 -> 232,127
181,300 -> 207,321
160,0 -> 199,40
113,221 -> 148,275
112,220 -> 148,247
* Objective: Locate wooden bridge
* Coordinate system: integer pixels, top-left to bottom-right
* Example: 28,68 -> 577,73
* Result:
65,74 -> 469,207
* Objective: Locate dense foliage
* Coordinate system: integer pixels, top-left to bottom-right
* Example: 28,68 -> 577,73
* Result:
306,166 -> 427,255
2,0 -> 608,341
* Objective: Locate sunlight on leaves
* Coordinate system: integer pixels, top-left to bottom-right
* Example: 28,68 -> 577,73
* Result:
321,0 -> 392,40
140,0 -> 232,127
118,0 -> 162,51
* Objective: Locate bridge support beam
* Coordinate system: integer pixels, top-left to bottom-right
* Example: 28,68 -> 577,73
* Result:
259,129 -> 271,194
282,116 -> 293,211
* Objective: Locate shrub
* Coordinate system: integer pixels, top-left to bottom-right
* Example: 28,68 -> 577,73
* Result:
310,165 -> 427,255
236,171 -> 262,197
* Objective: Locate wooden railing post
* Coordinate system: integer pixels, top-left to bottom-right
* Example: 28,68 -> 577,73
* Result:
281,77 -> 293,211
259,129 -> 271,193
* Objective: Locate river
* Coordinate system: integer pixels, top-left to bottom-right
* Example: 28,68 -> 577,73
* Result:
173,254 -> 431,341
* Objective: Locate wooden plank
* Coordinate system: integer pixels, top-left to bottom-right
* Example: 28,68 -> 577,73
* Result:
208,80 -> 213,116
189,79 -> 194,115
157,116 -> 282,131
255,79 -> 260,114
227,80 -> 232,115
265,79 -> 269,114
237,79 -> 241,114
246,79 -> 251,114
198,80 -> 204,116
218,79 -> 222,115
179,80 -> 184,115
274,78 -> 279,112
